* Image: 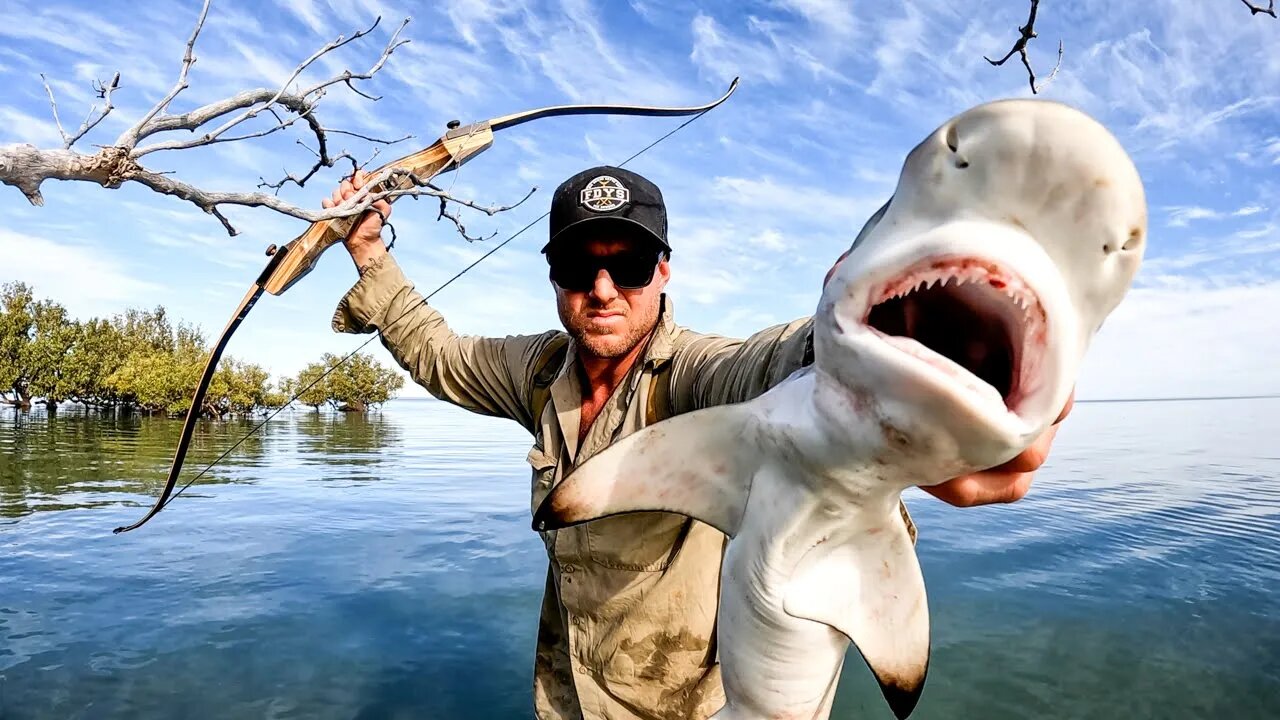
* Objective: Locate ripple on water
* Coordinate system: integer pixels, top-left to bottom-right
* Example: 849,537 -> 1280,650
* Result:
2,398 -> 1280,719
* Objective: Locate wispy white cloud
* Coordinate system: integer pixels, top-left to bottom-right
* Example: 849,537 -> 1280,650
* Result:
0,4 -> 134,56
275,0 -> 329,36
708,176 -> 887,231
688,10 -> 854,89
1266,137 -> 1280,164
0,106 -> 63,146
769,0 -> 859,39
1165,203 -> 1269,227
0,229 -> 162,318
690,13 -> 785,84
1080,279 -> 1280,399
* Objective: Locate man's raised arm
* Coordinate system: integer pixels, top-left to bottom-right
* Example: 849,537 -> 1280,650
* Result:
327,170 -> 558,432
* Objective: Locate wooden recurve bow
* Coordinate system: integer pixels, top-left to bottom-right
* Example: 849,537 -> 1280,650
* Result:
113,78 -> 740,534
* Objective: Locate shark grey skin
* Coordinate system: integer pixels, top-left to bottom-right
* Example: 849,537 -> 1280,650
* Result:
533,98 -> 1148,720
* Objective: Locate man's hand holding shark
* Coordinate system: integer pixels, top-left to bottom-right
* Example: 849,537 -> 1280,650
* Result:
534,98 -> 1145,720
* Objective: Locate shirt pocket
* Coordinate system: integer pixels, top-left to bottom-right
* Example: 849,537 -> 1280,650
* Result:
527,444 -> 559,516
527,444 -> 562,558
586,511 -> 692,572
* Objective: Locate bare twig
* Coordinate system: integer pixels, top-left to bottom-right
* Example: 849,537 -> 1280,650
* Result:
420,180 -> 538,221
257,146 -> 359,193
71,72 -> 122,148
118,0 -> 212,147
984,0 -> 1062,94
41,72 -> 122,149
39,74 -> 70,147
1241,0 -> 1277,17
8,156 -> 528,236
257,128 -> 410,194
324,128 -> 414,145
436,196 -> 495,243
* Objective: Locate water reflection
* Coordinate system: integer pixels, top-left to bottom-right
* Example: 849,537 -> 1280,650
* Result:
293,410 -> 404,479
0,404 -> 270,520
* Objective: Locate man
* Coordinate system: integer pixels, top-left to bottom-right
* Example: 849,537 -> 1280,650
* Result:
325,165 -> 1071,719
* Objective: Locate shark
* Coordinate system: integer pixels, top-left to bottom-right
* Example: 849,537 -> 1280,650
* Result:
532,98 -> 1148,720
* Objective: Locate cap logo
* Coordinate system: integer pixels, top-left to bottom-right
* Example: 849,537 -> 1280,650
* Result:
579,175 -> 630,213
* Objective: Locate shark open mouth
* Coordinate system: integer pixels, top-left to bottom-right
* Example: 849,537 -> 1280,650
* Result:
862,257 -> 1046,413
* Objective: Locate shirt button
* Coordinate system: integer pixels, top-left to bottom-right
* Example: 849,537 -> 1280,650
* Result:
574,616 -> 585,626
562,564 -> 576,573
577,666 -> 587,675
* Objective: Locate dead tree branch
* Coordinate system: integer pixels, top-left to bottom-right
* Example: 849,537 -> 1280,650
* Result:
126,14 -> 408,156
984,0 -> 1062,94
1241,0 -> 1277,17
0,1 -> 522,241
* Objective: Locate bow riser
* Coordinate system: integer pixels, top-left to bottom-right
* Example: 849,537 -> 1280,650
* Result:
261,125 -> 495,296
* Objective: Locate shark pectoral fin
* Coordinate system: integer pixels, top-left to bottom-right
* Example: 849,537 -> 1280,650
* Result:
783,507 -> 930,720
531,401 -> 762,537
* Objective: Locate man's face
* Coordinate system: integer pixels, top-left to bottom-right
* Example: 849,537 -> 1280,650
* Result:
549,235 -> 670,360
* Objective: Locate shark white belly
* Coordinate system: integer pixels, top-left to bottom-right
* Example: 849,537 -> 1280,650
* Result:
534,98 -> 1149,719
716,451 -> 851,718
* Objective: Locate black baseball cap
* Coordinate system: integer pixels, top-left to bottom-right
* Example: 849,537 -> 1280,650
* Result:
541,166 -> 671,255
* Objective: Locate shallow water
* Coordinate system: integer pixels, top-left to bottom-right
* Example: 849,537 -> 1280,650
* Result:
2,397 -> 1278,718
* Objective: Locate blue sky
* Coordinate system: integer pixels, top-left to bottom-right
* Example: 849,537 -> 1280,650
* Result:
1,0 -> 1277,401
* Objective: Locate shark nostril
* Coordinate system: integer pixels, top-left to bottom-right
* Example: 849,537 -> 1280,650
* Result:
945,124 -> 959,153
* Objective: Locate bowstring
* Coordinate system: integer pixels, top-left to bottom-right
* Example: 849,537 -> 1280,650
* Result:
161,106 -> 717,510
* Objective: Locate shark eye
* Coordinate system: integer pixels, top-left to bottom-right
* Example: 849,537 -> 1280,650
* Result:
850,198 -> 893,250
1123,226 -> 1143,251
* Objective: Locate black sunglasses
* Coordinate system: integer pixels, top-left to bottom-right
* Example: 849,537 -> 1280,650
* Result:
548,250 -> 662,292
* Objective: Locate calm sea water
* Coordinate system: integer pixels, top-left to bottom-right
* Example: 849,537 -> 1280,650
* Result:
1,397 -> 1278,719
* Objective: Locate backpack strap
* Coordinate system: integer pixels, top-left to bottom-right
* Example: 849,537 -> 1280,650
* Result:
645,359 -> 674,427
529,336 -> 569,429
644,330 -> 694,426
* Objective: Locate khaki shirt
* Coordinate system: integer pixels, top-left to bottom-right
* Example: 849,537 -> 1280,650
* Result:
332,254 -> 915,720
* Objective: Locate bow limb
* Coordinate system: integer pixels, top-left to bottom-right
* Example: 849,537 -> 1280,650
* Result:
487,76 -> 739,130
111,267 -> 281,533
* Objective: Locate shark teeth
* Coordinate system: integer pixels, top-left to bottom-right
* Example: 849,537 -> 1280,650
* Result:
861,256 -> 1047,415
878,261 -> 1038,316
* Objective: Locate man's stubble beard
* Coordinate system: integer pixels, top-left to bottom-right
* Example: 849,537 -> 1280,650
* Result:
560,296 -> 661,360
